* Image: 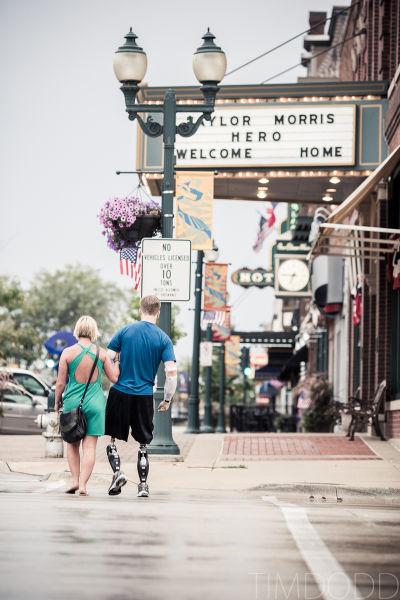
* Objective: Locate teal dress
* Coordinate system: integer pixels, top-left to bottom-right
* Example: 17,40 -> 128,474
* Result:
62,343 -> 105,437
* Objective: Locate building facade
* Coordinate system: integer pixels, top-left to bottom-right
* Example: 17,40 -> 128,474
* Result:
306,0 -> 400,438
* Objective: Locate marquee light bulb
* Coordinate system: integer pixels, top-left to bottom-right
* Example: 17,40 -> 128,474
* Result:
329,176 -> 341,184
257,191 -> 268,199
258,177 -> 269,184
322,194 -> 333,202
326,188 -> 336,193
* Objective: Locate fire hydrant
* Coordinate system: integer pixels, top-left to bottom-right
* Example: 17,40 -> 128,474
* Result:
35,412 -> 64,458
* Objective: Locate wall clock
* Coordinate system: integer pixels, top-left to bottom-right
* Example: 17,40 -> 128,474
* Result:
274,255 -> 311,297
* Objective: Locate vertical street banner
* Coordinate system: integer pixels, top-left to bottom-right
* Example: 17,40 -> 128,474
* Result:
204,263 -> 228,312
175,171 -> 214,250
212,310 -> 231,342
225,335 -> 241,378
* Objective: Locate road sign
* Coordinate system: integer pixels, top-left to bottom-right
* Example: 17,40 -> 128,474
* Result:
141,238 -> 192,302
200,341 -> 213,367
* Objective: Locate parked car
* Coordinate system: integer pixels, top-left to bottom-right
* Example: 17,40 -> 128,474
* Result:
0,385 -> 45,434
0,368 -> 52,409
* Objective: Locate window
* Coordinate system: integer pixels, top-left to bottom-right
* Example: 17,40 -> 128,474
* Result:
13,374 -> 46,396
3,393 -> 32,406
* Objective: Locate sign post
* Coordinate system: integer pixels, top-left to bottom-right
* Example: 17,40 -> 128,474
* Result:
141,238 -> 192,301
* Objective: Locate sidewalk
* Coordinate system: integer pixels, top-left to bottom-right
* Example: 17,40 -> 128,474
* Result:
1,429 -> 400,499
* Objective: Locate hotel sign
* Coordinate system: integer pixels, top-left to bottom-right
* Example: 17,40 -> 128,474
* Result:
175,104 -> 356,168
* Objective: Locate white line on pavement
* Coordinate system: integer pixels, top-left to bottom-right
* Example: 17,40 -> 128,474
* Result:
262,495 -> 360,600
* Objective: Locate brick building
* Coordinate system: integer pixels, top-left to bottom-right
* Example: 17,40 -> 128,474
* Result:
305,1 -> 400,437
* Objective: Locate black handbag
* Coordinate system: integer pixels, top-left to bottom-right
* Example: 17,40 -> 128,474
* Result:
60,346 -> 100,443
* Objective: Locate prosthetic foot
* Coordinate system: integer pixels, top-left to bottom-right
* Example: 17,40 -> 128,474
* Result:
107,439 -> 127,496
137,445 -> 149,498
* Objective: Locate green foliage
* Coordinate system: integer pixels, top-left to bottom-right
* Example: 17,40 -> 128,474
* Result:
302,376 -> 334,432
27,264 -> 129,346
0,276 -> 36,364
127,294 -> 186,345
1,265 -> 186,367
0,265 -> 130,366
201,349 -> 246,406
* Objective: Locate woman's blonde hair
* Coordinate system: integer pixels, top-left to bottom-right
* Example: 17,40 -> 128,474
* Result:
73,315 -> 99,342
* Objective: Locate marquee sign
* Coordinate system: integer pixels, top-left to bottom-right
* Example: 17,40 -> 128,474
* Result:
175,104 -> 356,168
231,267 -> 274,288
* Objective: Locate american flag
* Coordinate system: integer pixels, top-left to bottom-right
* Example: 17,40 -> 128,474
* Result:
120,245 -> 142,290
201,310 -> 226,330
253,203 -> 277,253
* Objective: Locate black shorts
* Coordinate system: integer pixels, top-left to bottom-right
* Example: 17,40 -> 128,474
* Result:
105,387 -> 154,445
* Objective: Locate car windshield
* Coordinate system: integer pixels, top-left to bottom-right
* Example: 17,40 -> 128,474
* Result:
13,374 -> 46,396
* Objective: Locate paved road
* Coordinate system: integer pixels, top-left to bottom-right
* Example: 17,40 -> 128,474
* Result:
0,473 -> 399,600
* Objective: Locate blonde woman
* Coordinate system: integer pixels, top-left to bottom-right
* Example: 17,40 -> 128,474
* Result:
55,316 -> 120,496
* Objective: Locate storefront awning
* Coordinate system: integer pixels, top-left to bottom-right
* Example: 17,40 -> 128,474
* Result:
279,345 -> 308,381
310,144 -> 400,260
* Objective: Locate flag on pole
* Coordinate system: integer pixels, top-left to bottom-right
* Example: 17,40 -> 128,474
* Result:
201,310 -> 226,330
212,310 -> 231,342
120,245 -> 142,290
253,203 -> 277,253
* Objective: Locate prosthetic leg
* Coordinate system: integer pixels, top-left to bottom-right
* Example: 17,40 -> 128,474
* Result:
107,438 -> 127,496
137,444 -> 149,497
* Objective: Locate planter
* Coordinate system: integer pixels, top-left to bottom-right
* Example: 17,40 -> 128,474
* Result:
99,195 -> 162,253
119,215 -> 161,244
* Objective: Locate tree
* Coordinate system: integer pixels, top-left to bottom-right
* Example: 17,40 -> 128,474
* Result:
0,276 -> 36,365
127,293 -> 186,345
26,264 -> 129,350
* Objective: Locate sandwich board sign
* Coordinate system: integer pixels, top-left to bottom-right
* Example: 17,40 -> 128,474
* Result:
141,238 -> 192,302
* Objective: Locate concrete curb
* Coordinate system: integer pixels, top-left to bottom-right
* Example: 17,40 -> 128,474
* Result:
248,483 -> 400,503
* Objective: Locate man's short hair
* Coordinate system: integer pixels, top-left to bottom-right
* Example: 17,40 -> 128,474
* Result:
140,295 -> 161,316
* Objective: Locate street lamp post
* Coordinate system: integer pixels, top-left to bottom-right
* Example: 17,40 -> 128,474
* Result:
200,322 -> 214,433
216,342 -> 226,433
186,250 -> 204,433
113,28 -> 226,454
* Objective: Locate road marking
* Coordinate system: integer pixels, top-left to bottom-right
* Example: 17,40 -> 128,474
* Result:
262,496 -> 359,600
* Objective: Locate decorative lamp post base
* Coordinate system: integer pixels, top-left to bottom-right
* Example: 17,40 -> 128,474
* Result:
200,424 -> 214,433
147,440 -> 180,455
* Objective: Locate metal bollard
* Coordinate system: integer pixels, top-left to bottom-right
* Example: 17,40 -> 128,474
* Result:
35,412 -> 64,458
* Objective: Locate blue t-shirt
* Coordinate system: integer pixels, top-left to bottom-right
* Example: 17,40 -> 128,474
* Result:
108,321 -> 176,396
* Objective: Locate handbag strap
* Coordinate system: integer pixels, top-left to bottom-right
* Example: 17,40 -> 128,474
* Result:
79,346 -> 100,407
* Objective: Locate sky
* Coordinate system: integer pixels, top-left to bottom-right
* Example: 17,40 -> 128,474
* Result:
0,0 -> 339,361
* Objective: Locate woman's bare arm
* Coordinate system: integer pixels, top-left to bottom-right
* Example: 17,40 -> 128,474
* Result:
54,351 -> 69,411
102,349 -> 120,383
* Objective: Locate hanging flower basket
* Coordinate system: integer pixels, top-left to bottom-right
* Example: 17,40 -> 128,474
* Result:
98,195 -> 161,252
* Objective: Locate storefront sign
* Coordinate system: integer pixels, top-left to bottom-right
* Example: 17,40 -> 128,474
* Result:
141,238 -> 191,301
288,203 -> 300,231
175,105 -> 355,167
231,267 -> 274,288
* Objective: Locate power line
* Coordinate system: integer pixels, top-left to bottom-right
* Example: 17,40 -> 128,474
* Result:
260,28 -> 367,84
225,0 -> 362,78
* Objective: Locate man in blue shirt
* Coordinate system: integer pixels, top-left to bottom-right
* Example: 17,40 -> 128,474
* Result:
105,295 -> 177,498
